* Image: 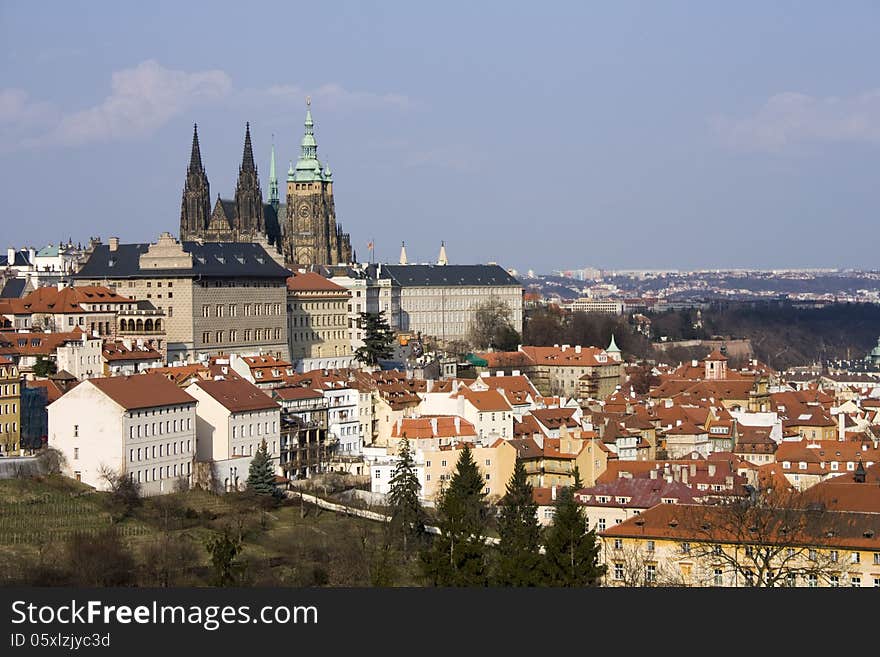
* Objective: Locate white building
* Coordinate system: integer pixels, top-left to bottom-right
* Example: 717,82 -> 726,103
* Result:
325,385 -> 361,456
55,335 -> 103,380
184,378 -> 282,490
48,373 -> 197,495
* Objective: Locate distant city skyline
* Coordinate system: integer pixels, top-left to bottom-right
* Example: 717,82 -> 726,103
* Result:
2,2 -> 880,274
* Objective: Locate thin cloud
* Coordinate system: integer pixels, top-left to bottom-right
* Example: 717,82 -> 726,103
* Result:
49,60 -> 232,146
267,83 -> 417,111
712,90 -> 880,151
2,60 -> 231,150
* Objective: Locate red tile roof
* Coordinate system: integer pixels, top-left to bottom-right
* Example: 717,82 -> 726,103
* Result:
189,378 -> 279,413
86,373 -> 196,410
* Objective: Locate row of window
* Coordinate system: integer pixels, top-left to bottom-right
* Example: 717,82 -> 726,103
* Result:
202,328 -> 282,344
231,422 -> 277,438
1,384 -> 19,396
1,403 -> 17,415
202,303 -> 282,318
290,314 -> 345,327
128,418 -> 192,439
131,461 -> 190,484
231,441 -> 277,456
0,422 -> 17,434
291,331 -> 346,342
127,440 -> 192,462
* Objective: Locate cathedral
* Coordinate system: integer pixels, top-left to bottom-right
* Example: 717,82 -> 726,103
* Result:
179,101 -> 352,267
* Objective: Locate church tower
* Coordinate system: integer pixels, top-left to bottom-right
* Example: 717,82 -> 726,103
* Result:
232,122 -> 264,237
283,99 -> 352,266
179,124 -> 210,240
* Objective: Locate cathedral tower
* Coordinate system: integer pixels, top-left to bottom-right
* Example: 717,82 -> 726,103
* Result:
232,122 -> 264,236
179,124 -> 211,240
283,99 -> 352,266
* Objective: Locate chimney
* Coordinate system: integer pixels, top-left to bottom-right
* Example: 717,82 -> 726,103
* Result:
575,345 -> 582,354
6,248 -> 14,265
690,463 -> 697,477
454,416 -> 461,433
396,417 -> 402,434
681,467 -> 688,484
512,369 -> 520,376
691,359 -> 698,367
426,379 -> 434,393
430,417 -> 438,436
650,468 -> 657,480
109,237 -> 119,251
837,412 -> 845,441
551,485 -> 557,501
708,463 -> 716,477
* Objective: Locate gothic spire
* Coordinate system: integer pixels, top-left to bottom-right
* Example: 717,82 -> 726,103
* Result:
437,241 -> 448,266
399,241 -> 408,265
188,123 -> 204,172
241,122 -> 256,173
268,137 -> 279,207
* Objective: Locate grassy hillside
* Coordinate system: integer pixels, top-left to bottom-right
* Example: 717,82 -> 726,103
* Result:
0,476 -> 422,587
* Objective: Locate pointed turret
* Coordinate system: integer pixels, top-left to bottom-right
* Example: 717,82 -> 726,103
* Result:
189,123 -> 204,173
437,241 -> 448,266
180,123 -> 211,240
268,138 -> 279,209
241,122 -> 256,173
399,241 -> 408,265
233,122 -> 263,234
607,334 -> 622,362
292,97 -> 325,182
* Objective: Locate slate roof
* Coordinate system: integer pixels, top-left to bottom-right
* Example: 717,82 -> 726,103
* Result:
74,242 -> 291,279
0,279 -> 27,299
377,264 -> 520,287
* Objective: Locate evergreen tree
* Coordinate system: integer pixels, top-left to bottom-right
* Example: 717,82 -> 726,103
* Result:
246,439 -> 279,498
542,486 -> 605,587
387,438 -> 426,556
572,464 -> 584,490
354,310 -> 396,366
421,445 -> 490,586
493,460 -> 543,586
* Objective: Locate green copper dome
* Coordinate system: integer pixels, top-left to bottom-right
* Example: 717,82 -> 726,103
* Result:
290,100 -> 331,182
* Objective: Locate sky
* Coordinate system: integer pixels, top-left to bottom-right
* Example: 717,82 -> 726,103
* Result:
2,1 -> 880,274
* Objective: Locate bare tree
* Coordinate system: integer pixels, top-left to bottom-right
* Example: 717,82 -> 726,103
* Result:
98,465 -> 142,522
468,298 -> 520,351
606,542 -> 688,587
677,491 -> 848,587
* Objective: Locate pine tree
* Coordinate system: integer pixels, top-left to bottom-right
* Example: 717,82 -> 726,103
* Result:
421,445 -> 490,586
387,438 -> 426,556
542,486 -> 605,587
246,439 -> 279,498
572,464 -> 584,490
354,310 -> 395,366
493,460 -> 543,586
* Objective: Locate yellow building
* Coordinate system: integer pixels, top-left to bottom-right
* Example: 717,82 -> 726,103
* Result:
601,502 -> 880,587
420,440 -> 517,505
286,271 -> 352,368
0,356 -> 21,455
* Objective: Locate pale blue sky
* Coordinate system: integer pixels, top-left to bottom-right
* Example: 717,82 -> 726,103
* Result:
2,1 -> 879,273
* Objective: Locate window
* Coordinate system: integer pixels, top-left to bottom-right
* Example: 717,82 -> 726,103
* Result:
73,447 -> 79,460
874,553 -> 880,565
73,425 -> 79,437
441,460 -> 447,467
202,332 -> 211,344
830,550 -> 838,563
830,575 -> 840,587
681,542 -> 691,555
646,540 -> 655,552
613,539 -> 623,550
645,564 -> 656,584
374,471 -> 380,479
851,577 -> 861,588
614,564 -> 624,580
808,574 -> 818,588
713,569 -> 723,587
425,460 -> 431,467
809,549 -> 817,561
598,518 -> 606,531
851,552 -> 860,564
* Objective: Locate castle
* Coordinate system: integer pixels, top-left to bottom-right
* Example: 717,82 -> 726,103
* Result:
179,100 -> 353,267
